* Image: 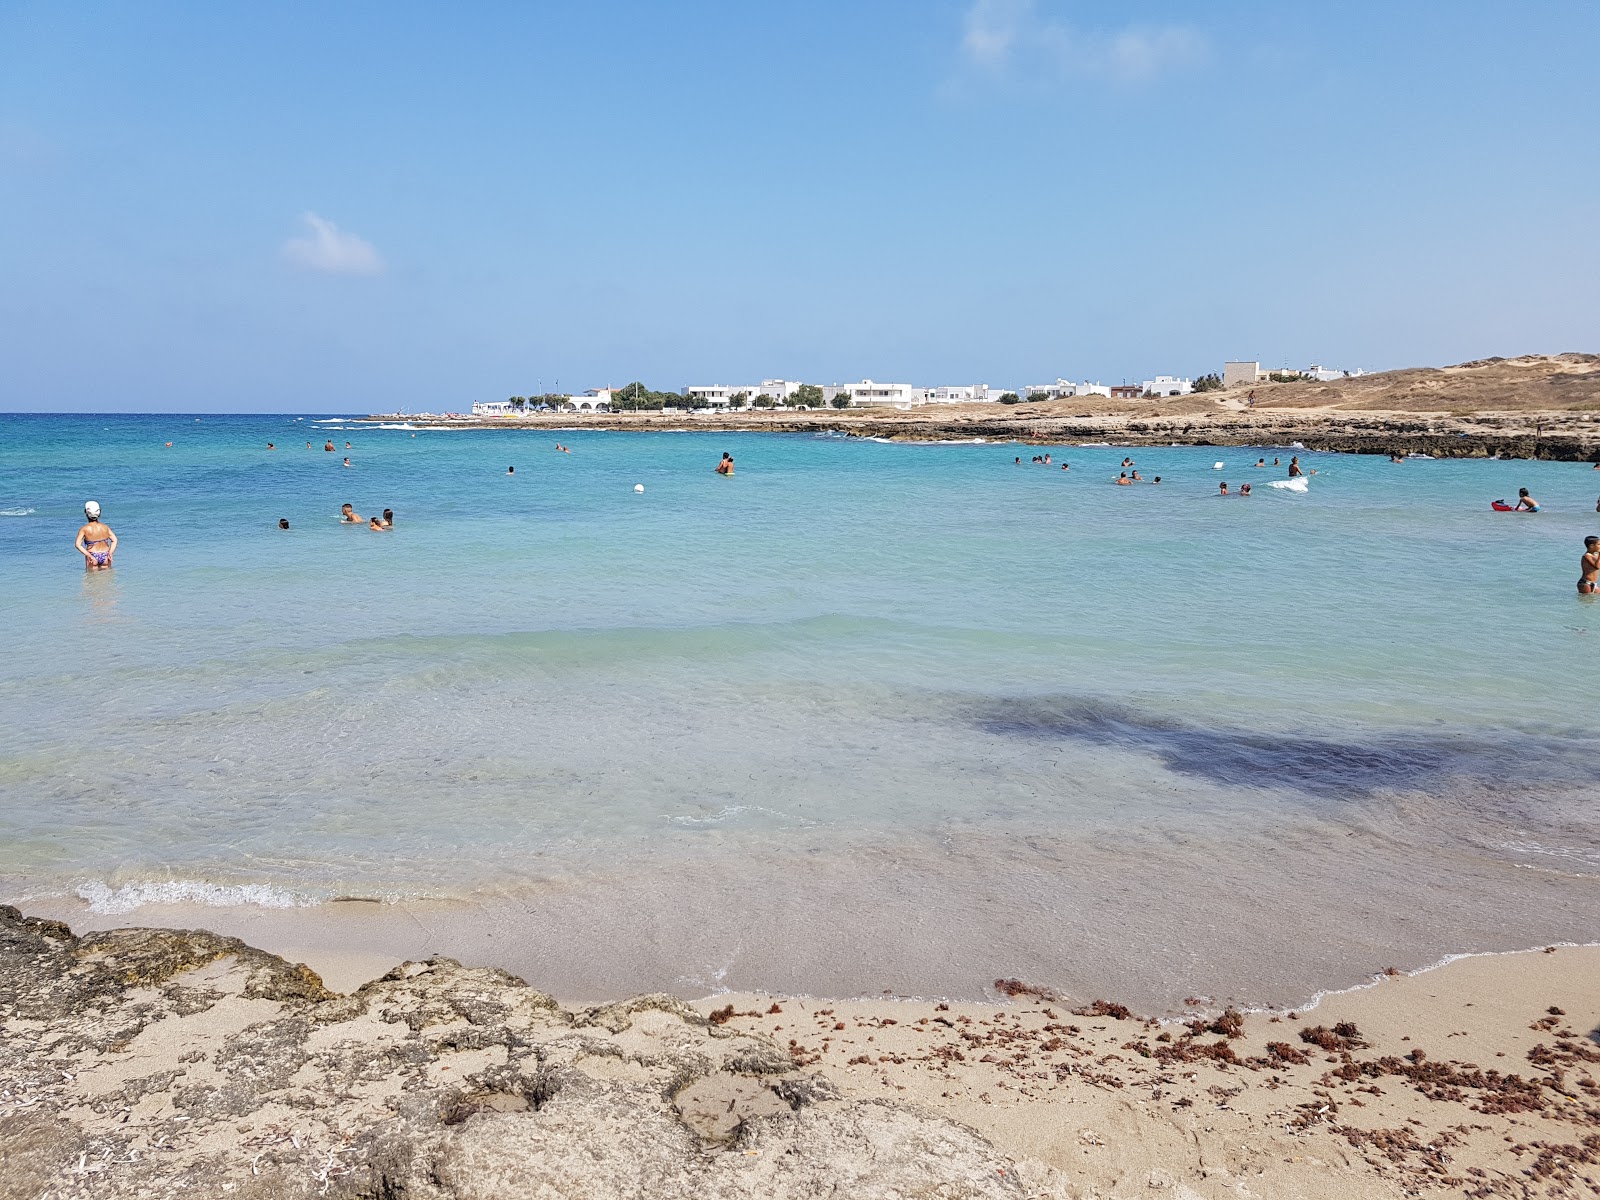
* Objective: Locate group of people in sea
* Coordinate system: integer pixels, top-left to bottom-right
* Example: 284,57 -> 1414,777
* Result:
337,503 -> 393,532
72,437 -> 1600,593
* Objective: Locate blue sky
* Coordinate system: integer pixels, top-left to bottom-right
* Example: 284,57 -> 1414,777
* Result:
2,1 -> 1597,412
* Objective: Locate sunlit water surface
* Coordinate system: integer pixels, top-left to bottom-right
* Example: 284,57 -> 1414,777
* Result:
2,413 -> 1597,1007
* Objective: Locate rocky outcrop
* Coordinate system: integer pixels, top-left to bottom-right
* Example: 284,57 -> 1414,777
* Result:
0,907 -> 1040,1198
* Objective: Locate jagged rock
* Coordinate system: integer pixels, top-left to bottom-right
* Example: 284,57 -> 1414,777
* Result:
0,906 -> 1031,1198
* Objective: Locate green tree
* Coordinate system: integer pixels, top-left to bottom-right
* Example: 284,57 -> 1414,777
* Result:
753,395 -> 775,408
1025,390 -> 1052,403
1192,373 -> 1223,393
998,392 -> 1021,404
791,383 -> 824,408
1268,371 -> 1306,384
727,392 -> 749,409
830,392 -> 852,409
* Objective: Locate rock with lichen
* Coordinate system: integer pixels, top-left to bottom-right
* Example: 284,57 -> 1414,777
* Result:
0,905 -> 1033,1198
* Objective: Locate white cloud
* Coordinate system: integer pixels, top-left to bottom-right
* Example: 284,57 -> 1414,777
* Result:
961,0 -> 1205,84
281,212 -> 384,275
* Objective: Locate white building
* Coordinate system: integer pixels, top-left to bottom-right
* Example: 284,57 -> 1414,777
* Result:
1304,364 -> 1366,383
1142,375 -> 1193,397
564,389 -> 613,411
823,381 -> 925,409
1024,379 -> 1111,400
684,379 -> 805,408
923,384 -> 1001,404
471,399 -> 517,415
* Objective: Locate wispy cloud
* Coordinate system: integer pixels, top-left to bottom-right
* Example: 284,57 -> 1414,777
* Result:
961,0 -> 1206,84
281,213 -> 384,275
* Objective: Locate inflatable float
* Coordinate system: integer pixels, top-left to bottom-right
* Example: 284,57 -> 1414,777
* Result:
1491,500 -> 1535,512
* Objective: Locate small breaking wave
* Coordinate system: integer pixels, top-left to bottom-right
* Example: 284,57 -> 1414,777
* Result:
76,879 -> 317,914
0,507 -> 37,517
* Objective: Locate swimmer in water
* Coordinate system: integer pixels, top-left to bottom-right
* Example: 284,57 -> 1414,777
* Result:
340,503 -> 362,524
715,452 -> 734,475
325,441 -> 335,451
75,501 -> 116,570
1130,470 -> 1143,481
1581,536 -> 1599,594
368,516 -> 387,531
1121,457 -> 1134,468
1218,481 -> 1229,496
1515,488 -> 1540,512
1239,482 -> 1251,496
267,442 -> 275,450
1151,476 -> 1162,484
1015,457 -> 1022,465
278,518 -> 289,530
1273,457 -> 1280,466
1254,458 -> 1265,468
1043,454 -> 1051,465
1115,472 -> 1132,486
1288,456 -> 1304,477
1060,462 -> 1069,470
507,466 -> 515,475
382,508 -> 393,528
345,442 -> 351,449
343,457 -> 351,468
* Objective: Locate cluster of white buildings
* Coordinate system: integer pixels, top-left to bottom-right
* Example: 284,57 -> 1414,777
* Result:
1223,361 -> 1366,388
682,380 -> 1009,410
469,362 -> 1368,415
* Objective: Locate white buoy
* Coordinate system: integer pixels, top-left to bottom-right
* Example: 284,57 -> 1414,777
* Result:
1213,461 -> 1224,470
634,484 -> 645,493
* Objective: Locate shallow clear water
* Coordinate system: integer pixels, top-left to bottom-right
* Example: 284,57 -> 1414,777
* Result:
2,413 -> 1597,1006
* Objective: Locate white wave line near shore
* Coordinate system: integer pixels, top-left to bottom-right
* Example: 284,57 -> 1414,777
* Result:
76,879 -> 317,914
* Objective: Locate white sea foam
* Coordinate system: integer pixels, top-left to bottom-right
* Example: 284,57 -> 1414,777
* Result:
1268,477 -> 1309,492
0,507 -> 36,516
372,422 -> 420,430
76,879 -> 314,914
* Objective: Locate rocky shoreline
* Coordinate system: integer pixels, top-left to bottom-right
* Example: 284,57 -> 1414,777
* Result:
366,407 -> 1600,460
4,906 -> 1597,1199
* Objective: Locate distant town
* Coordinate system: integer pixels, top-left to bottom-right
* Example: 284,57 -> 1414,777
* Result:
469,362 -> 1366,415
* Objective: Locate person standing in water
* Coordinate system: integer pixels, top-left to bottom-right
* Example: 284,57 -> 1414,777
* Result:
75,501 -> 117,569
1581,536 -> 1599,595
715,452 -> 734,475
381,508 -> 394,528
1288,457 -> 1304,477
1514,488 -> 1540,512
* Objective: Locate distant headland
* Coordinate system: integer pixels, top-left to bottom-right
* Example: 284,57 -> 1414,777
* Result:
368,354 -> 1600,460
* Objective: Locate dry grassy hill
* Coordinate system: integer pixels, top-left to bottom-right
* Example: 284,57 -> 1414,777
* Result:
1233,352 -> 1600,412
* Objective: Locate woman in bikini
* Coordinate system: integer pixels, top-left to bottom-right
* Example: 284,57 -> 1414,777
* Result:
75,501 -> 117,569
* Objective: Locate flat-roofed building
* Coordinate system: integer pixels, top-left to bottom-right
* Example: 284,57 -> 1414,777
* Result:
1223,361 -> 1267,389
1141,375 -> 1193,397
823,381 -> 925,409
685,379 -> 804,407
1025,379 -> 1112,400
924,384 -> 1000,404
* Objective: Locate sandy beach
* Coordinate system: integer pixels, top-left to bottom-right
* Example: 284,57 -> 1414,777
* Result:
3,906 -> 1596,1198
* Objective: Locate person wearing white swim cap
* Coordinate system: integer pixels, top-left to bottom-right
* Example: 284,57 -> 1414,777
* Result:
76,501 -> 117,570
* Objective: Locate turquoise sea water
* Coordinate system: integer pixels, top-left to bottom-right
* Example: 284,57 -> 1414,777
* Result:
2,413 -> 1597,1006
